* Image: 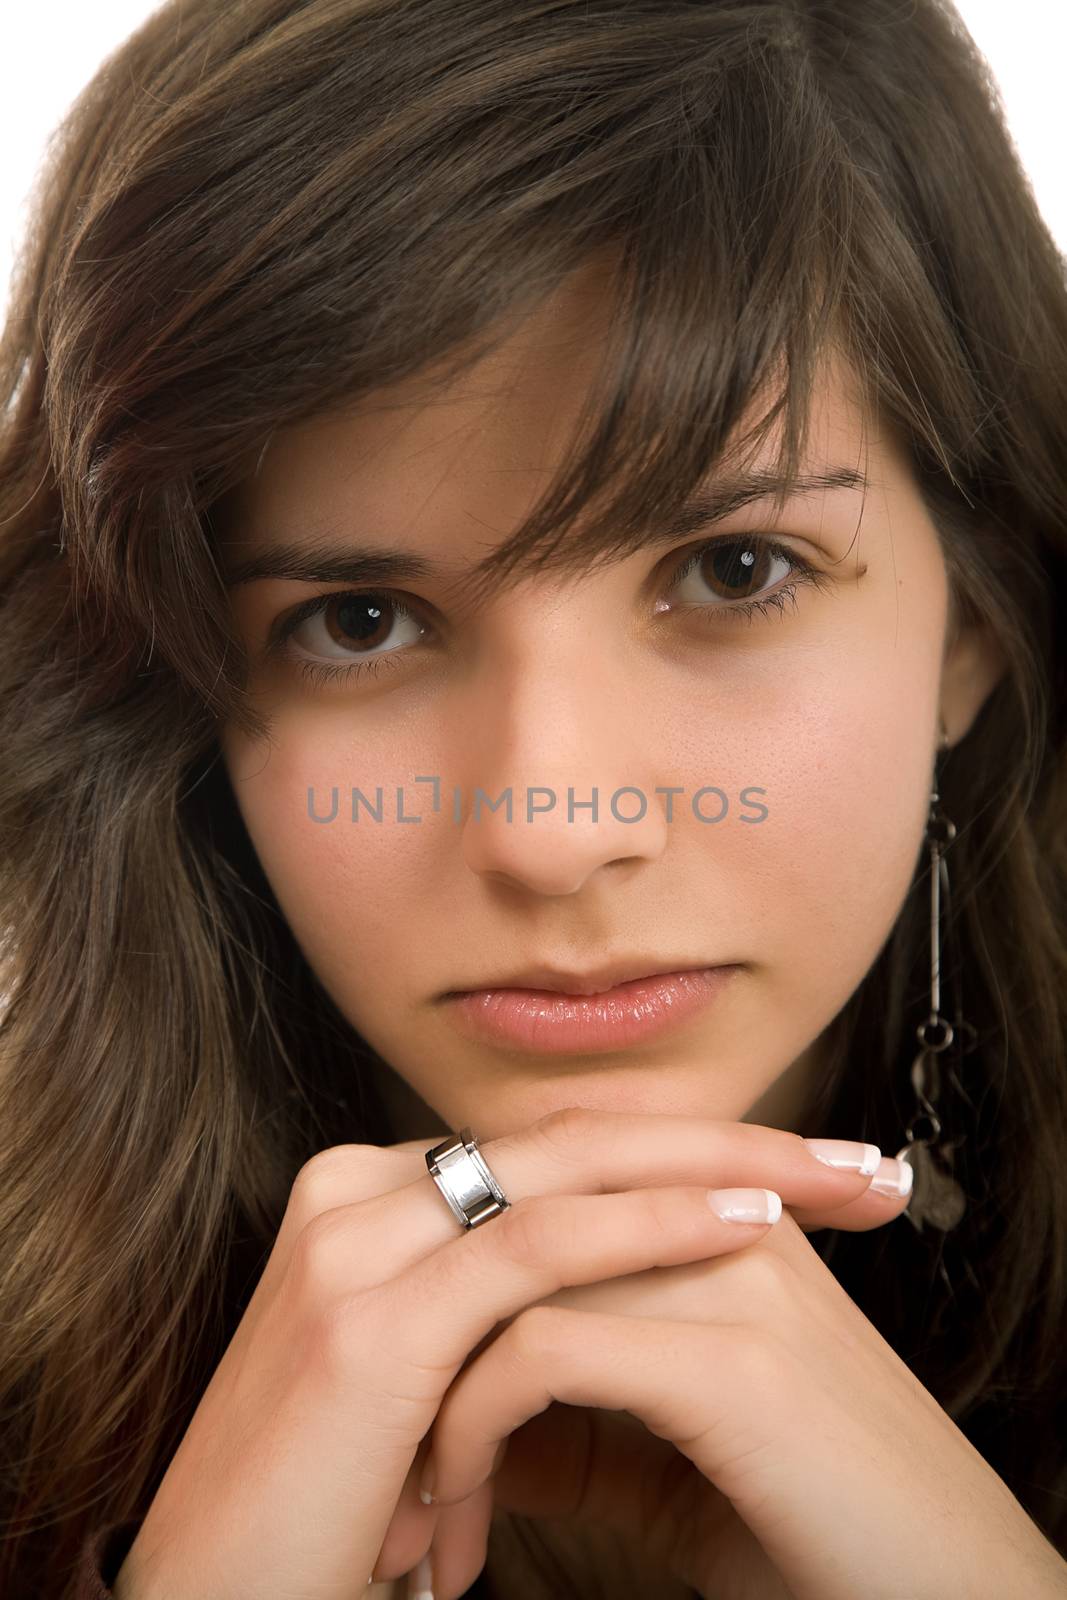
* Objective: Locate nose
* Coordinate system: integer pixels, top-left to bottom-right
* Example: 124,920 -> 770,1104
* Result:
456,631 -> 669,896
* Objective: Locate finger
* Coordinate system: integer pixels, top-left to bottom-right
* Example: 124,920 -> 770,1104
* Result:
418,1476 -> 494,1600
243,1113 -> 880,1373
419,1306 -> 748,1510
383,1138 -> 447,1156
432,1404 -> 707,1594
300,1111 -> 886,1292
370,1439 -> 494,1595
489,1403 -> 728,1586
391,1130 -> 906,1247
379,1182 -> 784,1380
418,1304 -> 989,1600
787,1154 -> 914,1233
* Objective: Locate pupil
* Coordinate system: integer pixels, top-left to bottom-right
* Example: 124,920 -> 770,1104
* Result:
705,542 -> 764,598
334,594 -> 391,648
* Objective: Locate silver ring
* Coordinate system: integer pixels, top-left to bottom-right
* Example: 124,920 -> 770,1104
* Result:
425,1126 -> 511,1230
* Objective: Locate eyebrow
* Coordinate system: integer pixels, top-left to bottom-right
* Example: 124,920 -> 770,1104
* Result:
221,466 -> 868,588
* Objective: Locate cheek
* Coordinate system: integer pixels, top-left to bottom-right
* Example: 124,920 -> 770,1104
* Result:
219,710 -> 449,995
740,572 -> 946,1021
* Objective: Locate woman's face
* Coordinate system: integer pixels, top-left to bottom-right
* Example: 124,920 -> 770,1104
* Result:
217,263 -> 1003,1142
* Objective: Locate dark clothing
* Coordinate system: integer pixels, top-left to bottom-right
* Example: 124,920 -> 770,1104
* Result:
74,1522 -> 139,1600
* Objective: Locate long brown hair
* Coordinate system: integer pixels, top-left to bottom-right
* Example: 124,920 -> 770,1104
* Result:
2,1 -> 1065,1592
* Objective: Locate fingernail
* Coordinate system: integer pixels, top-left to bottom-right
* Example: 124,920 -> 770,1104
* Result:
418,1455 -> 435,1505
802,1138 -> 881,1175
868,1156 -> 914,1199
407,1550 -> 435,1600
707,1187 -> 782,1223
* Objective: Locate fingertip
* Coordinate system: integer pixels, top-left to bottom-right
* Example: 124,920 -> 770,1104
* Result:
867,1155 -> 914,1200
707,1187 -> 782,1224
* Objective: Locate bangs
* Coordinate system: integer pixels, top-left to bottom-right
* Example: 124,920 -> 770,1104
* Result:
311,7 -> 865,615
444,239 -> 858,617
39,0 -> 980,724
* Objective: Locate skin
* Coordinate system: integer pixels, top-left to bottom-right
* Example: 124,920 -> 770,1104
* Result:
217,256 -> 1004,1147
214,256 -> 1012,1595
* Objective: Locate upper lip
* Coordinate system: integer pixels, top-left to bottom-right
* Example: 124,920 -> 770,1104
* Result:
448,958 -> 730,998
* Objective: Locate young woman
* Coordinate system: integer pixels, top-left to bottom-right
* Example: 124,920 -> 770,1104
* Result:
1,0 -> 1065,1596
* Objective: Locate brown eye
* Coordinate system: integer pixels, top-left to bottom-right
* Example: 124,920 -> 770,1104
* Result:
669,539 -> 793,607
655,534 -> 832,629
324,593 -> 395,651
286,591 -> 427,661
693,541 -> 777,601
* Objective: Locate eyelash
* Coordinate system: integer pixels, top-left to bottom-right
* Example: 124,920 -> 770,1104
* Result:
276,536 -> 833,688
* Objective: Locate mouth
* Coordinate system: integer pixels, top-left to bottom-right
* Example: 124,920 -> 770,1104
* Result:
441,957 -> 735,999
439,964 -> 742,1054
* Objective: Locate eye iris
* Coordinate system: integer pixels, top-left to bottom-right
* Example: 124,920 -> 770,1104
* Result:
326,594 -> 393,651
702,542 -> 769,600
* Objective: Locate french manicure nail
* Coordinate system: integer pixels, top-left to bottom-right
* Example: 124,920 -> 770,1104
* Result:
868,1156 -> 914,1198
802,1138 -> 881,1175
707,1187 -> 783,1223
407,1550 -> 434,1600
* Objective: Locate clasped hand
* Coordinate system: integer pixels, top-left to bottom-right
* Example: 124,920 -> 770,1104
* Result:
373,1112 -> 1067,1600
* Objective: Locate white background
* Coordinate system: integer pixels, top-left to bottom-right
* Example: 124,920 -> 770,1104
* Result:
0,1 -> 1064,322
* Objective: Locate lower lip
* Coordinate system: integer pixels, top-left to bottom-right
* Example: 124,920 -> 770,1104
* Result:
442,967 -> 739,1054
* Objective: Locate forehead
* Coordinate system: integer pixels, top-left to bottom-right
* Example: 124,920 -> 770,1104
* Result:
213,262 -> 903,588
218,260 -> 618,529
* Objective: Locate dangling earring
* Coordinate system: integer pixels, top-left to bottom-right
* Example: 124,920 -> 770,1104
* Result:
895,719 -> 976,1232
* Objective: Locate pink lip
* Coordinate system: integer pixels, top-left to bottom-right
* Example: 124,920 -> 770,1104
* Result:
442,966 -> 739,1054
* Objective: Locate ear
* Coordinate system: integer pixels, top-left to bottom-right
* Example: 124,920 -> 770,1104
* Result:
938,615 -> 1008,746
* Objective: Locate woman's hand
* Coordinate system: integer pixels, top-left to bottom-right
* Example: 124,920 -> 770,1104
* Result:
111,1108 -> 907,1600
387,1116 -> 1067,1600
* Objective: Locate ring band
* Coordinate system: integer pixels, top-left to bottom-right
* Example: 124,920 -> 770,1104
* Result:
425,1126 -> 511,1230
